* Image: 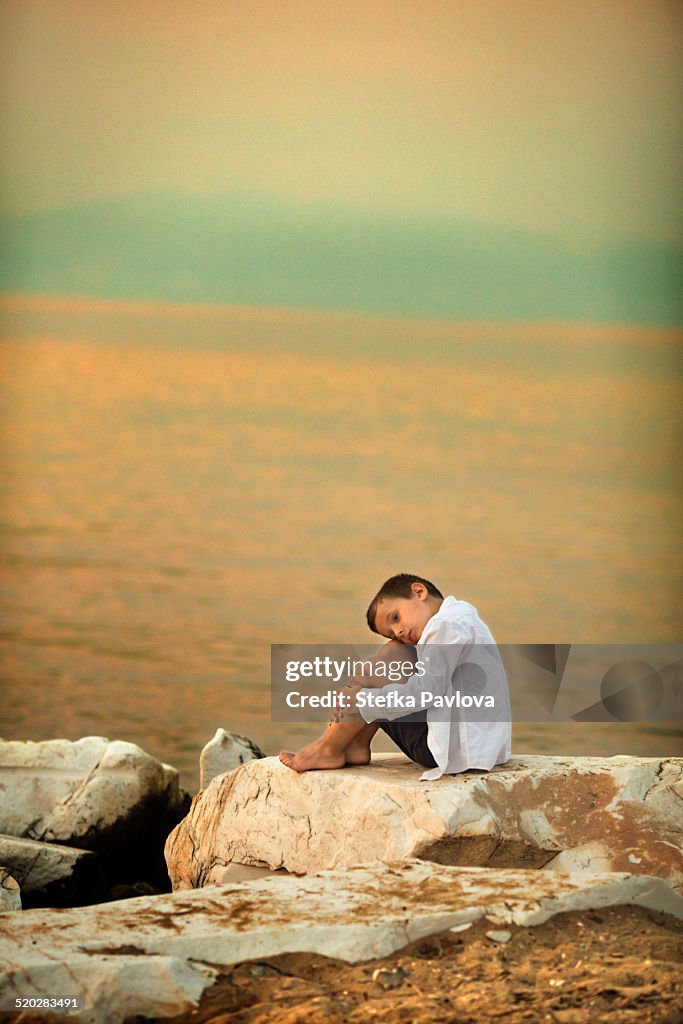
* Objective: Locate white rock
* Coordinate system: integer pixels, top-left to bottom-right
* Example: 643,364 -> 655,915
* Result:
165,753 -> 683,893
199,729 -> 264,790
1,862 -> 680,1023
0,737 -> 184,842
210,863 -> 284,884
0,737 -> 189,888
542,841 -> 615,876
0,869 -> 20,913
0,835 -> 106,907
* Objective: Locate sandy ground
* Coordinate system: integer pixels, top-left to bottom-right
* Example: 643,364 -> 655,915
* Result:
7,891 -> 682,1024
146,904 -> 683,1024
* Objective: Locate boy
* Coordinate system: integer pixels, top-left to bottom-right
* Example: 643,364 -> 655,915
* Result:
279,574 -> 511,780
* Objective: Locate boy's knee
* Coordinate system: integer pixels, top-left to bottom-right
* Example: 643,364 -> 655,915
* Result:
376,640 -> 418,665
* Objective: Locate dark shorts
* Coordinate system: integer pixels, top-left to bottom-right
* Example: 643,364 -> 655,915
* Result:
378,712 -> 437,769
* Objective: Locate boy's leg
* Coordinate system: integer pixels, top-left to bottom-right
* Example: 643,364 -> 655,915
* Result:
378,716 -> 437,769
279,641 -> 413,773
340,720 -> 380,765
279,720 -> 379,772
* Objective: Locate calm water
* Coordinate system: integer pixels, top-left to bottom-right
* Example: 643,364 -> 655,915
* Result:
1,300 -> 681,790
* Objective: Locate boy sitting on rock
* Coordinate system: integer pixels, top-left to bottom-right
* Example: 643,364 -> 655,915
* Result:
279,573 -> 511,780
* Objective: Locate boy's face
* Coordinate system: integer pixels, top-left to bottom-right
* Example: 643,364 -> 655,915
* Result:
374,584 -> 436,644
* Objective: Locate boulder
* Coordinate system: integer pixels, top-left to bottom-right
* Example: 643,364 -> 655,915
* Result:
165,754 -> 683,893
1,861 -> 680,1024
0,835 -> 107,908
199,728 -> 265,790
0,737 -> 190,890
0,869 -> 20,912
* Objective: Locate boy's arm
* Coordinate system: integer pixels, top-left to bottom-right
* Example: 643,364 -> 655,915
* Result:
354,643 -> 463,723
348,641 -> 418,689
329,642 -> 416,722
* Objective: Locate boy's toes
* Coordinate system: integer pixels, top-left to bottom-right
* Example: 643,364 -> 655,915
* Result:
279,751 -> 300,772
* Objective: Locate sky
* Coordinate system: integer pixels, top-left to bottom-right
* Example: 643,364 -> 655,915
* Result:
1,0 -> 681,322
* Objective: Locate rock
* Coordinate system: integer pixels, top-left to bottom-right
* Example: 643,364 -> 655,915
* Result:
0,737 -> 190,891
199,728 -> 265,790
372,965 -> 407,988
0,869 -> 21,912
165,754 -> 683,893
486,929 -> 512,942
0,834 -> 107,908
210,862 -> 284,884
1,861 -> 680,1023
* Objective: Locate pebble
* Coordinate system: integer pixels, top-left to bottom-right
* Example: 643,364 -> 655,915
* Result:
486,929 -> 512,943
372,966 -> 408,989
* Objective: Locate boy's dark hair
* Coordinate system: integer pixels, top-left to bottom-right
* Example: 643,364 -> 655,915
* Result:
366,574 -> 444,633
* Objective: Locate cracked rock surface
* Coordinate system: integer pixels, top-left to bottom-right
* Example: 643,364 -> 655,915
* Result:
165,754 -> 683,892
1,861 -> 681,1024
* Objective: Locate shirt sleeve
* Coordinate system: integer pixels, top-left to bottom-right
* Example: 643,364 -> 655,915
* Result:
357,639 -> 465,722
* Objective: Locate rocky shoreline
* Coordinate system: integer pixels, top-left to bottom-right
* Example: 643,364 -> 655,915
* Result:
0,734 -> 681,1023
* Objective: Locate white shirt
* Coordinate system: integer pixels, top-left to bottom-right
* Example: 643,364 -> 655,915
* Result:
359,596 -> 512,781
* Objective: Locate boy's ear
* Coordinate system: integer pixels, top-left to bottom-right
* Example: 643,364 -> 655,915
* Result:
411,582 -> 428,600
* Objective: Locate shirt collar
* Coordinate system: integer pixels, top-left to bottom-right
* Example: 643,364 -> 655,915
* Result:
417,595 -> 457,645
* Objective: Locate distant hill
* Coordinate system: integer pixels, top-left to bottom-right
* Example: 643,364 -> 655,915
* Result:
1,193 -> 681,324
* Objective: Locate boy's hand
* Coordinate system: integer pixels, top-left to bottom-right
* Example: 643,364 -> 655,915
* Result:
344,681 -> 364,704
330,681 -> 364,721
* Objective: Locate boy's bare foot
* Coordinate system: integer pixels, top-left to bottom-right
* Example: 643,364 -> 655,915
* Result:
280,721 -> 378,772
279,739 -> 346,772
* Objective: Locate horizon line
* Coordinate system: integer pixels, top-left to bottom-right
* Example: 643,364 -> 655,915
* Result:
1,291 -> 681,345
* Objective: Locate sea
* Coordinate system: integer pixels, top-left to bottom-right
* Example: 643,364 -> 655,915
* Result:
1,297 -> 681,791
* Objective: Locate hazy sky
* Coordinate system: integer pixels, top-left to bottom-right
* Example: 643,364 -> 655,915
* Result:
2,0 -> 681,244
